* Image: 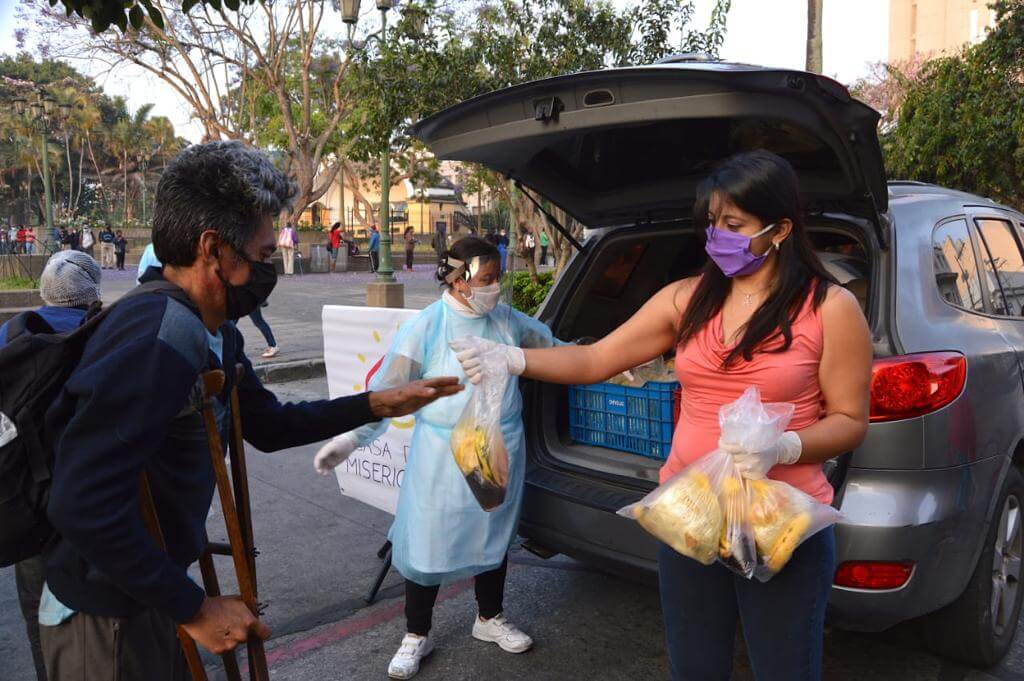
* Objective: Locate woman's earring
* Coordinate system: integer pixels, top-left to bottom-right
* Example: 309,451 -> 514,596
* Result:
774,241 -> 781,252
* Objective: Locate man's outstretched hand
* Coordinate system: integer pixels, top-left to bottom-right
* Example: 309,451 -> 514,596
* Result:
368,377 -> 463,418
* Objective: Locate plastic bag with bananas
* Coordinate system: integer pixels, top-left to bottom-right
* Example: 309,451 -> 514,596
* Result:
747,477 -> 841,580
617,449 -> 734,565
718,473 -> 758,578
451,421 -> 509,511
449,339 -> 513,512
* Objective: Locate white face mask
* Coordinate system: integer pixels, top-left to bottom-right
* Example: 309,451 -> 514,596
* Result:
463,282 -> 501,316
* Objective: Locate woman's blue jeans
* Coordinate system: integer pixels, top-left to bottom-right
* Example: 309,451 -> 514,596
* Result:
657,527 -> 835,681
247,307 -> 277,347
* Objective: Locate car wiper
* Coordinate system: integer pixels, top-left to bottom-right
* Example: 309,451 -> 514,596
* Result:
514,180 -> 584,251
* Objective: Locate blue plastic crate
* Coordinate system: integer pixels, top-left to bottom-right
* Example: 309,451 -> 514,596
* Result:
568,380 -> 679,460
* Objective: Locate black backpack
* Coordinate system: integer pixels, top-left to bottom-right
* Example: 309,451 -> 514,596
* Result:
0,280 -> 188,566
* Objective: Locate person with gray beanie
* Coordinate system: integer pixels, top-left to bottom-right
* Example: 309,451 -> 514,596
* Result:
0,249 -> 101,681
0,250 -> 101,345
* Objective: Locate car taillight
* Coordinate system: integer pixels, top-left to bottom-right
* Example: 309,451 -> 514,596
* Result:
870,352 -> 966,423
834,561 -> 914,590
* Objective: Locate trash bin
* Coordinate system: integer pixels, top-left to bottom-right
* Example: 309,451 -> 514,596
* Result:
309,244 -> 329,273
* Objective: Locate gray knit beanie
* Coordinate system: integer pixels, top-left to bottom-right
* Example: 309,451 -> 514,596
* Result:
39,250 -> 102,307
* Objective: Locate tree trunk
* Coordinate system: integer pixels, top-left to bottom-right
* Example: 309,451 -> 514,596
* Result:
75,141 -> 85,213
123,151 -> 129,222
806,0 -> 824,73
86,132 -> 111,216
64,129 -> 74,215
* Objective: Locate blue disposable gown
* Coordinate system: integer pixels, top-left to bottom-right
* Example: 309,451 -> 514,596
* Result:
348,297 -> 556,585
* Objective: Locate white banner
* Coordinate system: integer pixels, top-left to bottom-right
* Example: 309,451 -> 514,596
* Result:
323,305 -> 420,516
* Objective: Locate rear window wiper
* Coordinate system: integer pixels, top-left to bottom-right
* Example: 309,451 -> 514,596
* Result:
514,180 -> 584,251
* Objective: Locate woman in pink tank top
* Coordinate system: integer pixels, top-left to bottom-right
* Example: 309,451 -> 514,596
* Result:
455,150 -> 872,680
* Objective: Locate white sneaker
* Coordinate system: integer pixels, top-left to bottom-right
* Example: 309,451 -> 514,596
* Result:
472,613 -> 533,653
388,633 -> 434,679
261,346 -> 279,359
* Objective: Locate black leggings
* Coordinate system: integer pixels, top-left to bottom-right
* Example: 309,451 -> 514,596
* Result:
405,557 -> 508,636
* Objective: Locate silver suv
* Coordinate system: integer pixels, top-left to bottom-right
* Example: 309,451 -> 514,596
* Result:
413,59 -> 1024,667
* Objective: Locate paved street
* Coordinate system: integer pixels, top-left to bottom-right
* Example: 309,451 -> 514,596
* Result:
3,375 -> 1021,681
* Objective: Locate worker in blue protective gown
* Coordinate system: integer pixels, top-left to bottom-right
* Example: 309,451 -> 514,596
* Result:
314,235 -> 558,679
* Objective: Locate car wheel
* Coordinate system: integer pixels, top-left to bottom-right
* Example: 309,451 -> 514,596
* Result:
924,466 -> 1024,667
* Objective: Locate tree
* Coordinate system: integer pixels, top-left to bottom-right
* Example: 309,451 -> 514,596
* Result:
24,0 -> 399,226
0,54 -> 179,226
405,0 -> 732,278
806,0 -> 823,73
849,55 -> 928,132
882,0 -> 1024,207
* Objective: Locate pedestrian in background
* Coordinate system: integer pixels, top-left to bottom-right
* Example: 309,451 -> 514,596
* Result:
539,230 -> 549,265
80,226 -> 94,258
404,226 -> 417,271
99,224 -> 116,269
136,242 -> 161,283
327,222 -> 342,273
0,249 -> 102,681
114,230 -> 128,271
248,302 -> 280,359
522,231 -> 536,265
58,228 -> 71,251
369,224 -> 381,273
0,227 -> 9,254
24,226 -> 37,255
16,225 -> 27,254
278,222 -> 297,276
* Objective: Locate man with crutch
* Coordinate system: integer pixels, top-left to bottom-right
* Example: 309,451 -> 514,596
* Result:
39,141 -> 463,681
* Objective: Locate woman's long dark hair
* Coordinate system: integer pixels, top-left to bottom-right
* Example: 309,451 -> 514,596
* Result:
678,150 -> 836,367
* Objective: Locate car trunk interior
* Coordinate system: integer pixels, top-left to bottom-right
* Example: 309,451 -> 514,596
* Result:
531,219 -> 871,488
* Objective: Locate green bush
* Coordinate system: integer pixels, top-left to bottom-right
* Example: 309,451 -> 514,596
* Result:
507,271 -> 554,315
0,276 -> 36,290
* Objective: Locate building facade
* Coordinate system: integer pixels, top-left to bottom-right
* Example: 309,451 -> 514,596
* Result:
889,0 -> 999,61
305,161 -> 487,237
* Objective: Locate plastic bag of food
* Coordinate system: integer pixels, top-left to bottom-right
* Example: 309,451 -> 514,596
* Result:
449,341 -> 511,511
617,449 -> 732,565
619,387 -> 803,577
747,477 -> 842,580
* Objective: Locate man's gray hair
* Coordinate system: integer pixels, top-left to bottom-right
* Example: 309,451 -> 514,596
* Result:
152,141 -> 297,266
39,250 -> 101,308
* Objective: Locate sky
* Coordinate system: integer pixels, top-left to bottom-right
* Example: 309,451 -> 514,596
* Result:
0,0 -> 890,143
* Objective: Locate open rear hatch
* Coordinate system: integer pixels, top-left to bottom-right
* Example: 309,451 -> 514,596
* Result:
412,62 -> 888,238
412,63 -> 884,486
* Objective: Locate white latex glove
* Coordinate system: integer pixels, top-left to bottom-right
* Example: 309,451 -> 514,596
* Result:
450,337 -> 526,385
314,432 -> 359,476
718,431 -> 802,479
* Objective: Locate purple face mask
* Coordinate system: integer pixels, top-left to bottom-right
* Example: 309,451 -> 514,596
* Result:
704,223 -> 778,278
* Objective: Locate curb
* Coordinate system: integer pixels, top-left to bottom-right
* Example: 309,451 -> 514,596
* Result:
254,357 -> 326,384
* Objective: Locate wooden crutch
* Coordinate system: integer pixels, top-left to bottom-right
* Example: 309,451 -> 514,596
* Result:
198,368 -> 271,681
139,474 -> 211,681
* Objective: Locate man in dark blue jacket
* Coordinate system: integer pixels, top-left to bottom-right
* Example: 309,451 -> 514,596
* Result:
39,141 -> 462,681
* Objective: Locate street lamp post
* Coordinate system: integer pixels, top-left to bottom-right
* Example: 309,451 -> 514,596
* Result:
375,2 -> 396,286
13,94 -> 68,244
336,0 -> 419,309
